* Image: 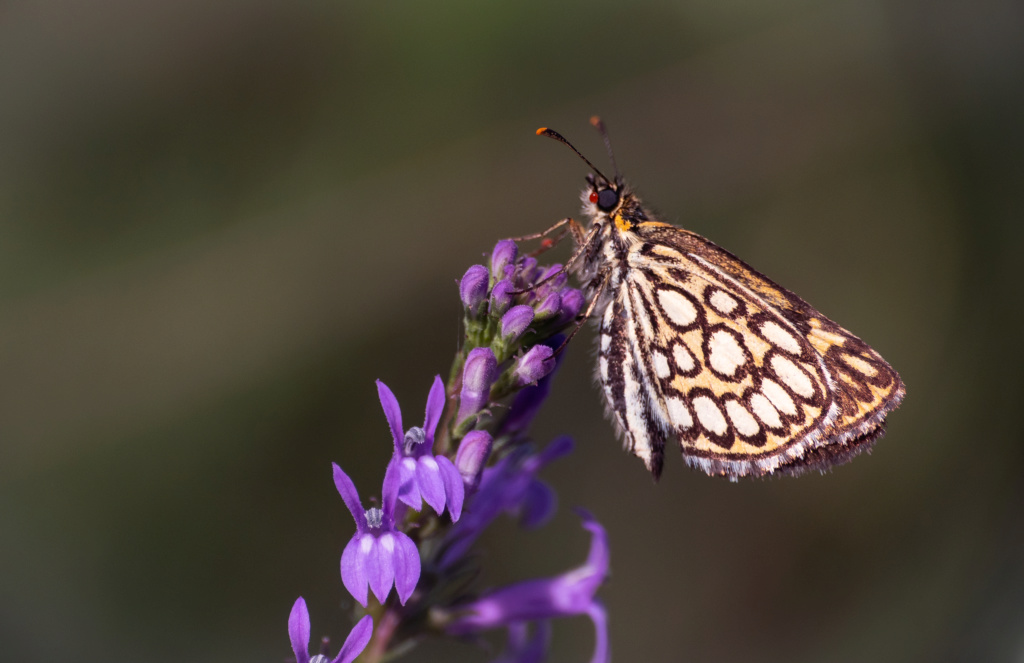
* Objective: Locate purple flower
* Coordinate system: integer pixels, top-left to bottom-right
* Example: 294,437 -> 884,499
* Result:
335,460 -> 421,606
489,278 -> 515,316
513,345 -> 556,386
501,305 -> 534,342
457,348 -> 497,423
447,510 -> 610,663
491,240 -> 519,279
455,429 -> 493,491
460,264 -> 490,315
378,377 -> 465,521
288,597 -> 373,663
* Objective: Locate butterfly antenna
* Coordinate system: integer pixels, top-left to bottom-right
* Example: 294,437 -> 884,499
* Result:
536,127 -> 612,184
589,116 -> 620,182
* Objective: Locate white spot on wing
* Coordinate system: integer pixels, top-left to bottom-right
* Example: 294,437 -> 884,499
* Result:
599,357 -> 609,380
750,393 -> 782,429
761,379 -> 797,415
726,401 -> 759,437
761,320 -> 802,355
673,343 -> 695,371
770,355 -> 814,398
652,351 -> 671,379
709,290 -> 738,315
666,397 -> 693,429
692,395 -> 728,435
708,329 -> 746,376
657,289 -> 697,327
601,334 -> 611,352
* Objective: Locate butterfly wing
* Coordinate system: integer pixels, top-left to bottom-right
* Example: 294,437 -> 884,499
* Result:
597,223 -> 904,479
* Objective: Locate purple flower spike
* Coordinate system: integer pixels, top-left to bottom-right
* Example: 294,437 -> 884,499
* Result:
501,305 -> 534,342
446,510 -> 611,663
489,278 -> 515,316
335,461 -> 421,606
379,377 -> 465,521
458,348 -> 497,423
455,429 -> 493,491
288,597 -> 374,663
491,240 -> 519,279
514,345 -> 556,387
460,265 -> 490,315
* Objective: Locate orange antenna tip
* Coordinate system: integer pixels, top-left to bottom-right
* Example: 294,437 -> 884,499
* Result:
535,127 -> 548,135
589,115 -> 602,127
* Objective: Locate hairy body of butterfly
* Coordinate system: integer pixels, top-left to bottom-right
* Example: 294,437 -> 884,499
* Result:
544,126 -> 905,480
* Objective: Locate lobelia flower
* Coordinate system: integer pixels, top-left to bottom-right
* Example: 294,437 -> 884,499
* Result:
446,510 -> 611,663
379,376 -> 465,521
335,459 -> 421,606
288,597 -> 373,663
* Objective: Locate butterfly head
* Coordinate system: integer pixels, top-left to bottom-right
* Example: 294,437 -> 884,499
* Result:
537,120 -> 644,232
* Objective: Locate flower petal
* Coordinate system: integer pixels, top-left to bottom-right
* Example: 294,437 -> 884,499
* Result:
376,380 -> 404,453
423,375 -> 446,445
341,536 -> 369,607
397,457 -> 423,510
392,531 -> 422,604
576,508 -> 610,581
368,534 -> 396,605
519,479 -> 556,530
332,614 -> 374,663
416,456 -> 447,515
436,455 -> 465,521
382,454 -> 403,522
586,600 -> 610,663
287,597 -> 311,663
332,463 -> 367,531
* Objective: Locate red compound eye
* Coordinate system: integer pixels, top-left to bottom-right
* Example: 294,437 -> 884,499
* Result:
589,191 -> 599,203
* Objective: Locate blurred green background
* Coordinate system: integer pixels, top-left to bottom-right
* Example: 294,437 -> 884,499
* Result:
1,1 -> 1022,661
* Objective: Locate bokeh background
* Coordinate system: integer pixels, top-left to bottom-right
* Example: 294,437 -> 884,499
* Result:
2,1 -> 1022,661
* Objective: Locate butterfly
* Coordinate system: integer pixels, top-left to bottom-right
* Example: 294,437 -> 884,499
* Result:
536,118 -> 905,480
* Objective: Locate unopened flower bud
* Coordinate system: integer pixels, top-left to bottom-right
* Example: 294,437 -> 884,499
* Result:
534,292 -> 561,320
459,265 -> 490,315
458,347 -> 497,422
514,345 -> 556,386
558,288 -> 585,324
490,240 -> 518,280
489,278 -> 515,316
455,430 -> 493,490
501,305 -> 534,342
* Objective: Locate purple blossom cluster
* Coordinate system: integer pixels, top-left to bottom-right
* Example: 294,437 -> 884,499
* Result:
288,240 -> 609,663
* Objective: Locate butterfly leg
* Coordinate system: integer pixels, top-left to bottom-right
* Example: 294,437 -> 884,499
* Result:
510,223 -> 599,295
506,217 -> 575,242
